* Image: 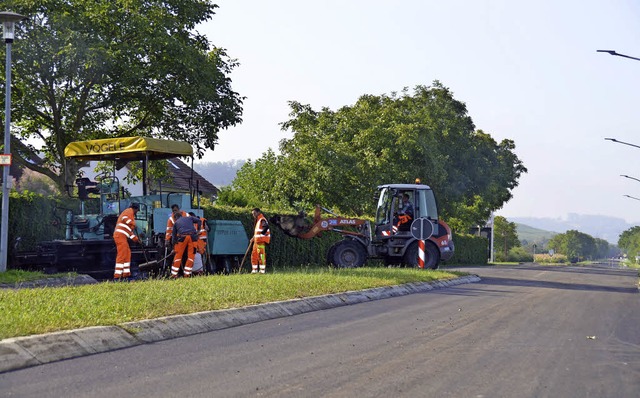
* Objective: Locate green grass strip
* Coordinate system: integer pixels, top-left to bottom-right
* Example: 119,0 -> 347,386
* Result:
0,267 -> 463,340
0,270 -> 77,285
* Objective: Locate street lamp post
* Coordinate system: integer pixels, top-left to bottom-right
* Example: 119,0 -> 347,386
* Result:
0,11 -> 27,273
605,138 -> 640,150
597,49 -> 640,62
620,175 -> 640,184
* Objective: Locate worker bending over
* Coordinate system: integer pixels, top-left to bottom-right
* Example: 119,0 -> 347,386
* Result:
189,211 -> 210,274
251,208 -> 271,274
165,203 -> 188,243
170,212 -> 201,278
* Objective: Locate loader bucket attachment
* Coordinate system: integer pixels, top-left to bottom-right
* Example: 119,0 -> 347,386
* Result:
270,212 -> 312,238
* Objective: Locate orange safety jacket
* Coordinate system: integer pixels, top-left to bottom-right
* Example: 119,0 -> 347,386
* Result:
115,208 -> 138,242
196,216 -> 208,241
253,213 -> 271,244
165,210 -> 188,241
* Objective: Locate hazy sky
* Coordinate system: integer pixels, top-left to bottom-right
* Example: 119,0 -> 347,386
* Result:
197,0 -> 640,223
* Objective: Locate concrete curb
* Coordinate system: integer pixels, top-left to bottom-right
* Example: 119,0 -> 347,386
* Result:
0,275 -> 480,373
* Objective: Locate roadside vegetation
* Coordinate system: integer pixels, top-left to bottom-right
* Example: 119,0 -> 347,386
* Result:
495,215 -> 620,264
0,270 -> 76,285
0,267 -> 464,340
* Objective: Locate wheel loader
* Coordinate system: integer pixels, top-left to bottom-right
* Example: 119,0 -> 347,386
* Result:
271,183 -> 454,269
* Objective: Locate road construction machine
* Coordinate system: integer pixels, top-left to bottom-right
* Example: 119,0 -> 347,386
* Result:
271,183 -> 454,269
11,136 -> 248,280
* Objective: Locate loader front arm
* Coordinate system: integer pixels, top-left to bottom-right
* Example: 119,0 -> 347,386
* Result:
297,206 -> 368,240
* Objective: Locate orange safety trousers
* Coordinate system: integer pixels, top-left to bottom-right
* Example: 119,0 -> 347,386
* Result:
172,235 -> 196,277
251,242 -> 267,273
114,235 -> 132,278
195,239 -> 206,255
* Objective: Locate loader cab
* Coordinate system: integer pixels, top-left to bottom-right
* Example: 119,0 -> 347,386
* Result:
374,184 -> 440,236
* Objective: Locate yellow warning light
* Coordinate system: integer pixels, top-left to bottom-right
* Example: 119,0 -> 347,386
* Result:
415,178 -> 421,184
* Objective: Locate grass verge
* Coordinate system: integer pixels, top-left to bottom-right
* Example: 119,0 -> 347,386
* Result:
0,270 -> 78,285
0,267 -> 464,340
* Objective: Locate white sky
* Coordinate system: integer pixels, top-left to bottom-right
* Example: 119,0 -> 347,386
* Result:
197,0 -> 640,223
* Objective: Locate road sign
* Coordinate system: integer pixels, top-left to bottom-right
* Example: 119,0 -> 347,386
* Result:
0,154 -> 11,166
410,218 -> 434,240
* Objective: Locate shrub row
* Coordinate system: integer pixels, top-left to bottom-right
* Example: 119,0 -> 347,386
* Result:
5,192 -> 78,257
202,205 -> 341,267
444,233 -> 488,266
534,253 -> 568,264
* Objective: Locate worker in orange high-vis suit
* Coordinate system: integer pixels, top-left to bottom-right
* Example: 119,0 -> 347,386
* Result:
250,208 -> 271,274
170,212 -> 201,278
113,202 -> 140,279
189,212 -> 210,274
382,193 -> 414,236
165,204 -> 188,244
188,212 -> 210,255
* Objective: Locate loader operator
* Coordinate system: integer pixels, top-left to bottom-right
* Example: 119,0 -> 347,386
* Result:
113,202 -> 140,279
393,193 -> 414,233
170,212 -> 202,278
250,208 -> 271,274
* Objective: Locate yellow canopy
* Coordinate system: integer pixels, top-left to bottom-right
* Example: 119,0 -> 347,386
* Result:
64,137 -> 193,161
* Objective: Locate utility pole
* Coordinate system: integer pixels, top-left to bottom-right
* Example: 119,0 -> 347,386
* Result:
0,11 -> 28,272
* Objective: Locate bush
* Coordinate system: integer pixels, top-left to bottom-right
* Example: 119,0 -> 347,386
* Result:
534,253 -> 568,264
215,186 -> 248,207
202,205 -> 340,268
444,233 -> 488,266
6,191 -> 72,256
507,246 -> 533,262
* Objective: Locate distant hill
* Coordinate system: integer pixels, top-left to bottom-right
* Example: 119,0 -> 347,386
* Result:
515,223 -> 557,245
507,214 -> 635,245
193,160 -> 245,188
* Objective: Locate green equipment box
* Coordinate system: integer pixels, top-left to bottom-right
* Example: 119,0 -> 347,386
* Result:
207,220 -> 250,256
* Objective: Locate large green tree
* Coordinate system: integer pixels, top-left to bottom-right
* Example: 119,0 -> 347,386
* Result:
547,230 -> 609,261
618,226 -> 640,260
225,83 -> 526,229
2,0 -> 243,191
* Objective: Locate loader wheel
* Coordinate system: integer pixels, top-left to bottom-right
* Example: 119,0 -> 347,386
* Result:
326,244 -> 337,266
403,241 -> 440,270
329,240 -> 367,268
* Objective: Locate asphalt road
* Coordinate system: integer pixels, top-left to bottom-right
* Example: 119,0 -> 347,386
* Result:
1,265 -> 638,397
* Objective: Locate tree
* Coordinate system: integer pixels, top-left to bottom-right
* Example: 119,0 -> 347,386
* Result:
2,0 -> 243,192
548,230 -> 605,261
223,149 -> 285,209
16,169 -> 59,196
593,238 -> 613,259
618,226 -> 640,259
493,215 -> 520,260
226,83 -> 526,228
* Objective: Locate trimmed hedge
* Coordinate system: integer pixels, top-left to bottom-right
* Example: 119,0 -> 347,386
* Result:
6,192 -> 77,258
202,205 -> 341,267
6,193 -> 488,268
442,233 -> 488,266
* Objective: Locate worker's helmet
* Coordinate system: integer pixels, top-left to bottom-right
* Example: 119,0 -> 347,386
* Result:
130,202 -> 140,210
